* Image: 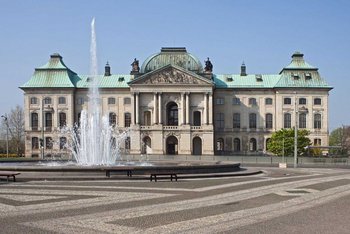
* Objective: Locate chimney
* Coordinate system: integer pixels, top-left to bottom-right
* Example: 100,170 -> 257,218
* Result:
104,62 -> 111,76
240,62 -> 247,76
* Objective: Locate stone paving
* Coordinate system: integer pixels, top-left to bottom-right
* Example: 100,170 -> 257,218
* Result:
1,167 -> 350,233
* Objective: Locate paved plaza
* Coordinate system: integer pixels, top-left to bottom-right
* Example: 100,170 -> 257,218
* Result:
1,167 -> 350,233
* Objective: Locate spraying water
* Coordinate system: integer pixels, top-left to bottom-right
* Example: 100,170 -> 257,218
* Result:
61,18 -> 128,165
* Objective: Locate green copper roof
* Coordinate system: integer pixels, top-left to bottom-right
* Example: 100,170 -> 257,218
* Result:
214,74 -> 281,88
76,75 -> 131,88
20,53 -> 80,88
141,47 -> 203,73
280,52 -> 317,72
274,73 -> 332,88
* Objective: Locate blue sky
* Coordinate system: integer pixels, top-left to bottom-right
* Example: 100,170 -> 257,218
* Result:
0,0 -> 349,131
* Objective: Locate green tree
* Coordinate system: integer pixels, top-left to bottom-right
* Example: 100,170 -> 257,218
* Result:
329,126 -> 350,155
267,128 -> 311,156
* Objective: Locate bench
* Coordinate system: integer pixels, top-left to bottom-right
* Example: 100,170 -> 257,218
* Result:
150,173 -> 177,182
0,171 -> 21,182
106,169 -> 132,178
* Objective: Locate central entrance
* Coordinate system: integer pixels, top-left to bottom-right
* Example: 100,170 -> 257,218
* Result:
166,136 -> 178,155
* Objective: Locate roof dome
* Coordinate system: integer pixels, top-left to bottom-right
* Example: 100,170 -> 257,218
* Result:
141,47 -> 203,73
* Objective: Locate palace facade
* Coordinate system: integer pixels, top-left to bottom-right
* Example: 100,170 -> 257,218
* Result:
20,47 -> 332,158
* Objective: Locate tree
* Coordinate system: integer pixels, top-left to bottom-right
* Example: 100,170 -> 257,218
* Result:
329,126 -> 350,155
267,128 -> 311,156
6,105 -> 25,156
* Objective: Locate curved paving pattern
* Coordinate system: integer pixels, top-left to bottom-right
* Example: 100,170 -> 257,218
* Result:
1,168 -> 350,233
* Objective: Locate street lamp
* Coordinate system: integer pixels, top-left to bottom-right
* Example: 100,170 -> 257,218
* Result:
41,97 -> 51,159
1,114 -> 9,158
294,92 -> 298,168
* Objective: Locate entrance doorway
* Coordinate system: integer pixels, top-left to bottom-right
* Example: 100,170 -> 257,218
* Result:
192,137 -> 202,155
166,136 -> 178,155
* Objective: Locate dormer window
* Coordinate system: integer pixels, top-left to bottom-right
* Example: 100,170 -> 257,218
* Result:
226,77 -> 233,82
118,77 -> 125,82
305,73 -> 312,80
292,73 -> 299,80
87,77 -> 92,82
255,74 -> 263,82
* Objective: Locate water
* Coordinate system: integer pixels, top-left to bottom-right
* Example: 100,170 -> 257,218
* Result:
61,18 -> 129,165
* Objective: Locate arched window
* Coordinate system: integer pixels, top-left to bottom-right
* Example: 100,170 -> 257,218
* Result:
233,138 -> 240,152
108,97 -> 115,104
32,137 -> 39,149
299,113 -> 307,128
58,97 -> 66,104
60,137 -> 67,149
167,102 -> 178,126
124,113 -> 131,127
45,112 -> 52,130
109,112 -> 117,126
314,113 -> 322,129
59,112 -> 66,127
144,111 -> 151,126
284,98 -> 291,105
284,113 -> 291,128
216,138 -> 224,151
249,113 -> 257,129
265,113 -> 273,129
299,98 -> 307,105
193,111 -> 201,126
233,113 -> 240,128
31,113 -> 38,130
249,138 -> 257,151
265,98 -> 273,105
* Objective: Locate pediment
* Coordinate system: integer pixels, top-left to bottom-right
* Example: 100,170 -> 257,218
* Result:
129,65 -> 213,86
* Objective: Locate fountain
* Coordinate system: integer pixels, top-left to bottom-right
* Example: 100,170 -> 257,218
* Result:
60,18 -> 129,166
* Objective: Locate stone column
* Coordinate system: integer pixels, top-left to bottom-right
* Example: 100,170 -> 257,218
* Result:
158,92 -> 162,124
181,92 -> 185,125
204,92 -> 208,125
135,92 -> 139,125
185,92 -> 190,125
208,92 -> 213,124
131,93 -> 135,125
153,92 -> 157,124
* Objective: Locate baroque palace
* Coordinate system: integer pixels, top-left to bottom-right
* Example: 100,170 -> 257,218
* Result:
20,47 -> 332,158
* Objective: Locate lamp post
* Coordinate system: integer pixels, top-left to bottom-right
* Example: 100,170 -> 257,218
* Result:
1,114 -> 9,158
41,97 -> 50,159
294,92 -> 298,168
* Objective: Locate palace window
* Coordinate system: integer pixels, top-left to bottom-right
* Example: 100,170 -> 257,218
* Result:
249,138 -> 257,151
299,113 -> 307,129
314,138 -> 321,146
265,98 -> 273,105
109,112 -> 117,126
46,137 -> 53,149
249,113 -> 257,129
125,137 -> 130,150
77,97 -> 84,105
59,112 -> 67,127
284,98 -> 291,105
314,98 -> 322,105
124,113 -> 131,127
249,98 -> 257,105
108,97 -> 116,105
44,97 -> 52,105
216,98 -> 224,105
265,113 -> 273,129
216,138 -> 224,151
32,137 -> 39,149
58,97 -> 66,104
232,98 -> 240,105
314,113 -> 322,129
216,113 -> 225,129
30,97 -> 38,104
45,112 -> 52,130
31,113 -> 38,130
233,113 -> 240,128
284,113 -> 291,128
60,137 -> 67,149
233,138 -> 241,152
124,97 -> 131,105
299,98 -> 307,105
